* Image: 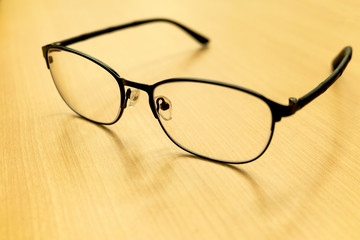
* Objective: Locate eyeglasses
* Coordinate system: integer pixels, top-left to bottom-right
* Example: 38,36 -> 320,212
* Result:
41,18 -> 352,164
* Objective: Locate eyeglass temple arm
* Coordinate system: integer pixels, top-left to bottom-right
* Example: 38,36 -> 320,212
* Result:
281,46 -> 352,117
52,18 -> 209,47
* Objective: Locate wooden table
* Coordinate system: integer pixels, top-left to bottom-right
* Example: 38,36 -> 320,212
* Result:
1,0 -> 359,239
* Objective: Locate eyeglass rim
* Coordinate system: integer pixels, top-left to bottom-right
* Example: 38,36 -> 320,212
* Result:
41,18 -> 352,164
152,79 -> 277,164
45,45 -> 127,125
44,45 -> 284,163
44,45 -> 287,119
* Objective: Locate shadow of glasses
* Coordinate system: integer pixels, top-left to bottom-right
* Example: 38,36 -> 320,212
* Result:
52,113 -> 270,208
270,79 -> 348,237
56,114 -> 179,193
173,154 -> 269,212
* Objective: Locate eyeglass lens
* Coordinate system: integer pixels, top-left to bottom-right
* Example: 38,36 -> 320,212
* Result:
47,48 -> 273,162
48,49 -> 122,124
154,81 -> 273,162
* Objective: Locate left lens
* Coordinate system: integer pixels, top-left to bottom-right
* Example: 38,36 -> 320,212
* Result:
48,48 -> 122,124
153,80 -> 274,163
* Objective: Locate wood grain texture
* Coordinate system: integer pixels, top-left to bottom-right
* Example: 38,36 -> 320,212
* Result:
1,0 -> 359,239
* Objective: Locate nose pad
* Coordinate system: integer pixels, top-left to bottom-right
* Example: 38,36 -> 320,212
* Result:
126,88 -> 140,108
155,96 -> 172,121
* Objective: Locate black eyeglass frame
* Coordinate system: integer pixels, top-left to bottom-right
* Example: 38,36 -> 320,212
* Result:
42,18 -> 352,164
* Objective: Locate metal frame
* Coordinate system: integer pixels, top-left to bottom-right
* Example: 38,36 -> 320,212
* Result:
41,18 -> 352,164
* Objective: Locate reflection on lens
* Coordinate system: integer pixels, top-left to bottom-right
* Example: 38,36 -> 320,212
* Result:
154,81 -> 273,163
48,49 -> 121,124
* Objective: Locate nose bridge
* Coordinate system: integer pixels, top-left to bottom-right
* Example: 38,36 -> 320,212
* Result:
123,79 -> 159,119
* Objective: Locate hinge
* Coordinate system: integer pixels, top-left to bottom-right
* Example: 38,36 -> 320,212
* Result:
287,97 -> 299,116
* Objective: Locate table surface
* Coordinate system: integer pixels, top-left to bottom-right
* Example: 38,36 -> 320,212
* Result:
1,0 -> 360,239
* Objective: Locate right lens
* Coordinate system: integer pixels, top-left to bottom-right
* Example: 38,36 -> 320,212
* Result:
47,48 -> 122,124
153,80 -> 274,163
